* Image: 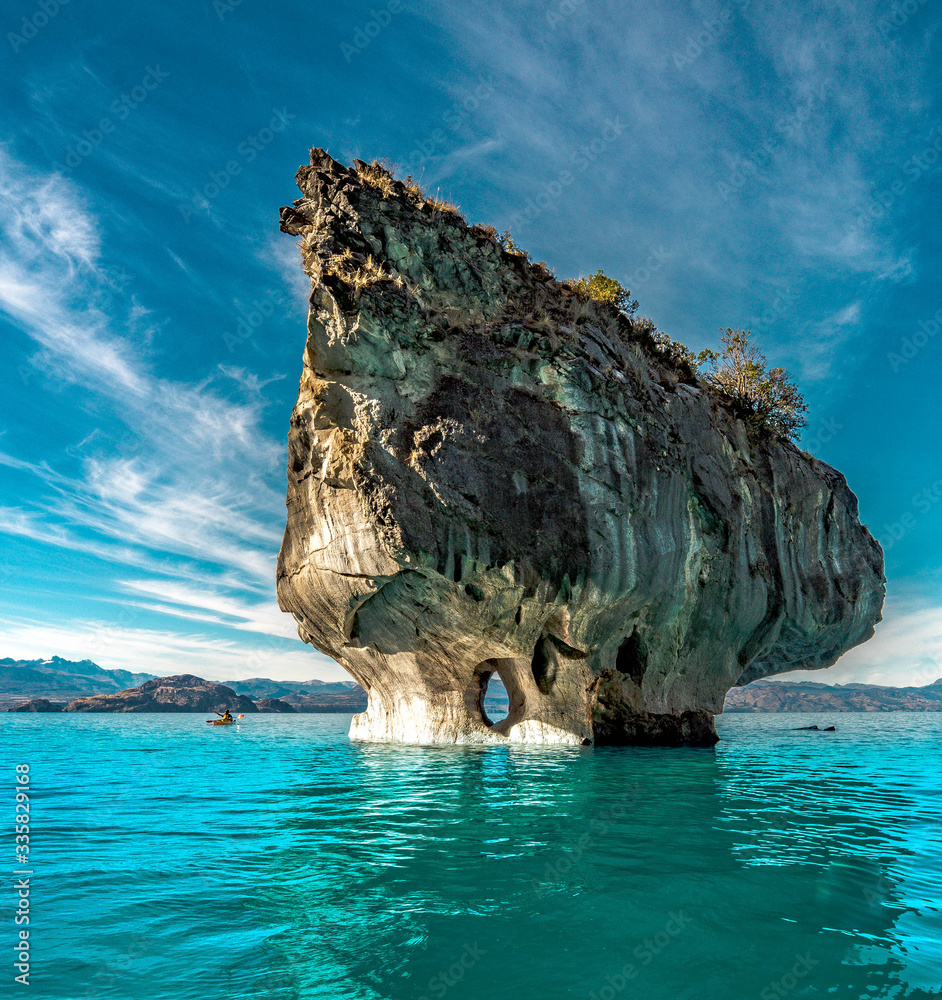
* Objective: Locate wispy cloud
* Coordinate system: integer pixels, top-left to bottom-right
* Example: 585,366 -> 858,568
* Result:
415,0 -> 935,345
0,151 -> 301,671
423,138 -> 504,189
119,579 -> 297,639
776,594 -> 942,687
0,614 -> 344,682
798,300 -> 864,382
217,364 -> 286,395
2,1 -> 938,691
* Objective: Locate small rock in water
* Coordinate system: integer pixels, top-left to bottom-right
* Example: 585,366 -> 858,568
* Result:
9,698 -> 64,712
794,724 -> 836,731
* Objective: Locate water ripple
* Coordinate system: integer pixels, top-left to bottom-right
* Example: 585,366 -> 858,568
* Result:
2,712 -> 940,998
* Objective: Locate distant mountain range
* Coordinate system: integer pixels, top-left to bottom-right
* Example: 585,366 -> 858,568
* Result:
0,656 -> 157,710
723,678 -> 942,712
221,677 -> 365,711
6,656 -> 942,715
2,657 -> 367,713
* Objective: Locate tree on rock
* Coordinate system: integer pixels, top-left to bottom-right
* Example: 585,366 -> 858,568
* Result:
571,270 -> 638,314
698,328 -> 807,441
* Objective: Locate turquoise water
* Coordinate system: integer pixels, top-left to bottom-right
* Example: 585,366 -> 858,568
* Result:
2,713 -> 941,999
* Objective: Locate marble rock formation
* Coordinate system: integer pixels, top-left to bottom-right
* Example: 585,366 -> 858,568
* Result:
276,149 -> 885,746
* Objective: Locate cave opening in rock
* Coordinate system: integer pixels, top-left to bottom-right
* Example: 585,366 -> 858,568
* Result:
530,636 -> 555,694
615,629 -> 648,686
482,673 -> 509,724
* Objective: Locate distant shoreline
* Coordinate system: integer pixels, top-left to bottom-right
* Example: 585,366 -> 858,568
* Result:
5,708 -> 940,715
723,677 -> 942,712
5,656 -> 942,714
1,658 -> 367,714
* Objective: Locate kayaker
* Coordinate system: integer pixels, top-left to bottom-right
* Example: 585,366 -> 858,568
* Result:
216,709 -> 233,722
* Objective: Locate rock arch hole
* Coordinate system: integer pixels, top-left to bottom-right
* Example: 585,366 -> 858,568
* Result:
530,636 -> 555,694
468,659 -> 525,732
531,633 -> 585,695
615,629 -> 648,687
482,673 -> 509,725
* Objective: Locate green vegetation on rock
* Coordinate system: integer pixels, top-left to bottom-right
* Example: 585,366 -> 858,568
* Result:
697,328 -> 807,441
305,155 -> 809,445
568,267 -> 807,442
570,270 -> 638,314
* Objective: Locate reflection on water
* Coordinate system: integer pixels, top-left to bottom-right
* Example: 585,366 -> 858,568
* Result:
3,712 -> 940,999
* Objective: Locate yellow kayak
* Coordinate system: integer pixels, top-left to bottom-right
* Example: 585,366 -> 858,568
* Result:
206,713 -> 243,726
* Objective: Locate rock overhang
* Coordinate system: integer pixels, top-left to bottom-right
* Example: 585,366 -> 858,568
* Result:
275,148 -> 886,747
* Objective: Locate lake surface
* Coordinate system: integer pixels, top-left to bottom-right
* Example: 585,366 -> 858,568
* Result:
2,712 -> 940,999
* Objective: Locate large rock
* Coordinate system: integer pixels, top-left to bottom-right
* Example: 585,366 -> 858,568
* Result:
9,698 -> 64,712
276,149 -> 885,746
66,675 -> 258,714
255,698 -> 297,713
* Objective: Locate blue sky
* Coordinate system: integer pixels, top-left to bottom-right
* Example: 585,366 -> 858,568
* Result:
1,0 -> 941,684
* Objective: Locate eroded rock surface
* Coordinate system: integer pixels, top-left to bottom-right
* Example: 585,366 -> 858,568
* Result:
276,148 -> 885,746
